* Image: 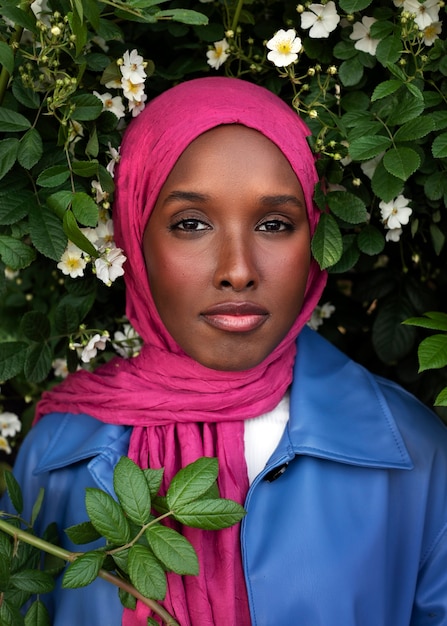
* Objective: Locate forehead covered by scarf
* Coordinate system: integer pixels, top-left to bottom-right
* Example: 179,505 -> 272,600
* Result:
113,77 -> 326,349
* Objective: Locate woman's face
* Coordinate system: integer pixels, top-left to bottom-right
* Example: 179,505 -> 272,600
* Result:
143,125 -> 311,371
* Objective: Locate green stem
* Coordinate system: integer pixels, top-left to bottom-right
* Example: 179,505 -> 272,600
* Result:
0,518 -> 180,626
231,0 -> 245,33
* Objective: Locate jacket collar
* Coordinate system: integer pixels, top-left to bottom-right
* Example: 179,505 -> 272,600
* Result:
268,327 -> 413,470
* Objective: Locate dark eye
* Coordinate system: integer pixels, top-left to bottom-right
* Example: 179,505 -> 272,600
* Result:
172,218 -> 210,232
257,220 -> 292,232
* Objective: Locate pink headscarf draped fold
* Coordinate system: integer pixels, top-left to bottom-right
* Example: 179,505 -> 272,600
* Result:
36,77 -> 327,625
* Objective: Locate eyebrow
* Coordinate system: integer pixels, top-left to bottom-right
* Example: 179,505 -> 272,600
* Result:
163,191 -> 305,210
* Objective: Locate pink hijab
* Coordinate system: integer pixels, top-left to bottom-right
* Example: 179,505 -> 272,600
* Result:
37,77 -> 327,625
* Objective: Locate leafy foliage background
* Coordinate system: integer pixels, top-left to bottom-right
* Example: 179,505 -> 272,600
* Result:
1,0 -> 447,464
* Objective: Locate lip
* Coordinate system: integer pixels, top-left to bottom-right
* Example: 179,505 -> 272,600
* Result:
201,302 -> 269,333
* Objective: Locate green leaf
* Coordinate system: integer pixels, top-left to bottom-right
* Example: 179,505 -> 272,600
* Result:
387,92 -> 424,125
339,0 -> 372,10
46,191 -> 73,219
128,545 -> 166,600
85,488 -> 131,544
311,213 -> 343,270
0,6 -> 37,33
404,312 -> 447,332
29,205 -> 67,261
432,132 -> 447,158
24,343 -> 52,383
349,136 -> 392,161
0,235 -> 36,270
0,341 -> 28,380
18,129 -> 43,170
114,456 -> 152,525
326,191 -> 368,224
173,498 -> 246,530
71,160 -> 99,178
24,600 -> 51,626
71,192 -> 98,227
71,94 -> 103,121
0,108 -> 31,132
376,36 -> 402,66
65,521 -> 102,545
36,166 -> 70,188
5,470 -> 23,514
383,147 -> 420,181
167,457 -> 218,510
54,302 -> 81,335
31,488 -> 45,526
326,235 -> 360,274
0,190 -> 34,225
430,223 -> 445,255
434,387 -> 447,407
418,335 -> 447,372
372,298 -> 416,363
12,80 -> 41,110
338,57 -> 364,87
146,524 -> 199,575
371,159 -> 403,202
10,570 -> 55,594
371,80 -> 402,101
20,311 -> 51,342
153,8 -> 208,25
62,552 -> 105,589
356,225 -> 385,256
0,42 -> 14,75
63,210 -> 98,257
394,116 -> 435,142
118,588 -> 137,610
143,468 -> 164,498
0,138 -> 19,180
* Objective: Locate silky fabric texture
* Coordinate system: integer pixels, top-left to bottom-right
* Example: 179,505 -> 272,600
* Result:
36,77 -> 327,625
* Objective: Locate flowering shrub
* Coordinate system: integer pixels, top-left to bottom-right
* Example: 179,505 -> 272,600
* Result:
0,0 -> 446,460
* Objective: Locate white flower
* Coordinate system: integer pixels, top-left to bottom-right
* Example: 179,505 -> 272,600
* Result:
52,358 -> 70,378
93,91 -> 125,119
92,180 -> 109,204
57,242 -> 87,278
68,120 -> 84,145
404,0 -> 439,29
94,246 -> 126,286
422,20 -> 442,45
105,77 -> 122,90
300,2 -> 340,38
128,93 -> 147,117
106,144 -> 120,177
308,302 -> 336,330
121,77 -> 145,103
0,436 -> 12,454
380,195 -> 412,229
95,219 -> 115,249
0,412 -> 21,438
385,227 -> 403,242
112,323 -> 142,358
266,29 -> 302,67
350,17 -> 380,55
81,333 -> 109,363
206,39 -> 230,70
120,49 -> 147,83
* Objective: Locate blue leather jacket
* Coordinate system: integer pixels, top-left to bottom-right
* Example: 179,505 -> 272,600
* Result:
3,327 -> 447,625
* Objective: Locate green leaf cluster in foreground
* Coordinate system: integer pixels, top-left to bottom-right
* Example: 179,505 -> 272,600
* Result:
0,456 -> 246,625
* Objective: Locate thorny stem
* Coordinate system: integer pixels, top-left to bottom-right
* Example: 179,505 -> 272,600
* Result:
0,517 -> 181,626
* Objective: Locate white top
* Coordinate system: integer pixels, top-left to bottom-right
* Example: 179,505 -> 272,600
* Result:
243,392 -> 290,484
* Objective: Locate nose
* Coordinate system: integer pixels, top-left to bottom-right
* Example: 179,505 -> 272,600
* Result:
213,233 -> 259,291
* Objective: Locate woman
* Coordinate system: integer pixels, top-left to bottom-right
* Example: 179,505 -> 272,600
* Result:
4,77 -> 447,626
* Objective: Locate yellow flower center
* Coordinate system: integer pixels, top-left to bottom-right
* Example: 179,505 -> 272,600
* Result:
278,42 -> 292,54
